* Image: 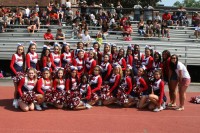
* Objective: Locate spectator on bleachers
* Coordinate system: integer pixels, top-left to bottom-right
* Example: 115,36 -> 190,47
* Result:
80,1 -> 88,18
162,11 -> 172,25
143,4 -> 154,21
78,30 -> 91,46
122,21 -> 133,41
39,9 -> 47,25
179,12 -> 189,26
154,12 -> 161,22
137,19 -> 145,36
13,8 -> 23,25
1,13 -> 9,31
90,1 -> 99,15
73,10 -> 82,23
56,28 -> 65,45
194,23 -> 200,39
120,14 -> 128,27
192,12 -> 200,27
101,20 -> 109,40
35,1 -> 40,13
171,12 -> 179,26
66,0 -> 71,9
133,2 -> 142,21
57,7 -> 64,23
109,3 -> 116,17
44,29 -> 54,46
116,1 -> 123,18
161,20 -> 170,38
152,20 -> 161,37
66,8 -> 73,25
96,32 -> 103,46
145,20 -> 153,37
27,12 -> 40,33
49,11 -> 60,25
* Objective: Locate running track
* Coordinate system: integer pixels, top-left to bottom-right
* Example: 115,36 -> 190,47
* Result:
0,86 -> 200,133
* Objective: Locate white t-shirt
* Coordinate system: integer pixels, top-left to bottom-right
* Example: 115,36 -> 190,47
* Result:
175,61 -> 190,79
81,34 -> 91,42
66,2 -> 71,8
195,26 -> 200,31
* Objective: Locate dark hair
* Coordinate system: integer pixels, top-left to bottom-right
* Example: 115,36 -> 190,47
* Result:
111,45 -> 117,55
61,44 -> 70,54
153,52 -> 161,63
145,47 -> 153,57
16,45 -> 26,72
40,48 -> 51,69
169,54 -> 178,70
125,46 -> 132,59
162,50 -> 171,61
26,43 -> 36,54
80,73 -> 89,84
93,42 -> 100,52
117,48 -> 125,59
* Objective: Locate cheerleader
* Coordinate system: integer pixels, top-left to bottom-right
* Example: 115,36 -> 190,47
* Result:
93,42 -> 100,55
148,70 -> 167,112
103,64 -> 122,105
10,43 -> 25,108
75,74 -> 92,110
130,68 -> 148,109
85,48 -> 97,75
36,68 -> 53,109
71,42 -> 88,59
100,54 -> 112,81
60,43 -> 73,73
125,45 -> 133,66
39,45 -> 53,72
117,66 -> 133,107
142,46 -> 153,72
152,52 -> 163,70
18,68 -> 38,112
72,49 -> 85,78
132,44 -> 144,76
88,66 -> 102,105
98,43 -> 112,65
26,41 -> 38,69
115,48 -> 127,71
53,68 -> 66,109
51,43 -> 61,69
111,43 -> 118,64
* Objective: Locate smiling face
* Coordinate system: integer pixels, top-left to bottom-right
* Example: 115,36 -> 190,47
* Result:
137,68 -> 144,76
78,51 -> 84,59
43,70 -> 50,79
93,66 -> 100,76
82,75 -> 87,84
134,45 -> 139,53
54,46 -> 60,54
30,45 -> 36,53
118,49 -> 124,57
154,71 -> 161,80
93,43 -> 99,50
45,49 -> 50,56
127,49 -> 132,55
113,67 -> 120,75
57,70 -> 64,79
125,68 -> 131,76
145,49 -> 151,56
17,46 -> 24,55
154,53 -> 159,62
171,55 -> 177,64
88,51 -> 94,58
71,70 -> 77,77
104,44 -> 110,53
104,55 -> 109,62
64,45 -> 70,52
28,70 -> 35,79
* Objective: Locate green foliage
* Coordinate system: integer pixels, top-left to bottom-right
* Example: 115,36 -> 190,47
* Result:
173,0 -> 200,8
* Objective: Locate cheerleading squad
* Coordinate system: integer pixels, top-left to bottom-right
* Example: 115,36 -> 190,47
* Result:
10,41 -> 191,112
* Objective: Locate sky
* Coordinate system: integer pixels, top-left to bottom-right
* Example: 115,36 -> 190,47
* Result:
159,0 -> 184,6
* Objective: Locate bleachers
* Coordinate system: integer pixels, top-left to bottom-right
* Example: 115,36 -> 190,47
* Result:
0,23 -> 200,67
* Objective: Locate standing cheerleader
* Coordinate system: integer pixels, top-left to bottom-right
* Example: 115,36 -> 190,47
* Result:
115,48 -> 127,71
117,66 -> 133,107
125,45 -> 133,66
51,43 -> 61,69
85,48 -> 97,75
100,54 -> 112,82
130,68 -> 148,109
37,68 -> 53,109
72,49 -> 85,78
111,43 -> 118,64
142,46 -> 153,72
53,68 -> 66,109
132,44 -> 144,76
148,70 -> 167,112
26,41 -> 38,69
75,74 -> 92,110
10,43 -> 25,108
152,52 -> 163,70
103,64 -> 122,105
71,42 -> 88,59
18,68 -> 38,112
60,43 -> 73,73
169,55 -> 191,111
89,66 -> 103,105
98,43 -> 112,65
40,45 -> 53,72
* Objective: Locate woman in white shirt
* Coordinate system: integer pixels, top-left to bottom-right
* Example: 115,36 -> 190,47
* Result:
169,54 -> 191,111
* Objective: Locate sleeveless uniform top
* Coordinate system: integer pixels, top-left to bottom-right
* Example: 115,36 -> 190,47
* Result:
42,79 -> 52,91
56,79 -> 65,91
90,75 -> 100,89
85,57 -> 94,70
75,58 -> 84,72
28,52 -> 38,68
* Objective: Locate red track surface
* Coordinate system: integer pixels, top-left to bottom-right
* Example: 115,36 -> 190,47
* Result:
0,86 -> 200,133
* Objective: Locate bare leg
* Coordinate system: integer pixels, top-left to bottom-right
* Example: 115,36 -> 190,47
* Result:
179,85 -> 188,108
29,103 -> 35,111
18,100 -> 29,112
138,96 -> 148,109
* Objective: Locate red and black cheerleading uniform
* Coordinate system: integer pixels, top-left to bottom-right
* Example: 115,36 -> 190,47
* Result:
18,77 -> 36,97
100,61 -> 112,81
89,75 -> 102,96
132,52 -> 144,75
85,57 -> 96,75
152,79 -> 167,103
26,52 -> 38,69
37,78 -> 52,95
115,57 -> 127,71
79,83 -> 91,102
130,76 -> 148,97
42,56 -> 53,72
60,52 -> 73,69
72,57 -> 85,78
10,53 -> 24,75
126,54 -> 133,66
98,52 -> 113,65
71,49 -> 88,60
109,74 -> 121,97
119,76 -> 133,95
111,53 -> 118,64
51,52 -> 61,69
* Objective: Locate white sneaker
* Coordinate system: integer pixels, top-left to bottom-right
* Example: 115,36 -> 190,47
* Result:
85,103 -> 92,109
97,100 -> 102,106
42,103 -> 48,108
153,106 -> 164,112
35,104 -> 42,111
162,102 -> 166,110
13,99 -> 19,109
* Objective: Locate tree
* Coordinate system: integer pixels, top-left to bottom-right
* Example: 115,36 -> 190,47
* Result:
173,0 -> 200,8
